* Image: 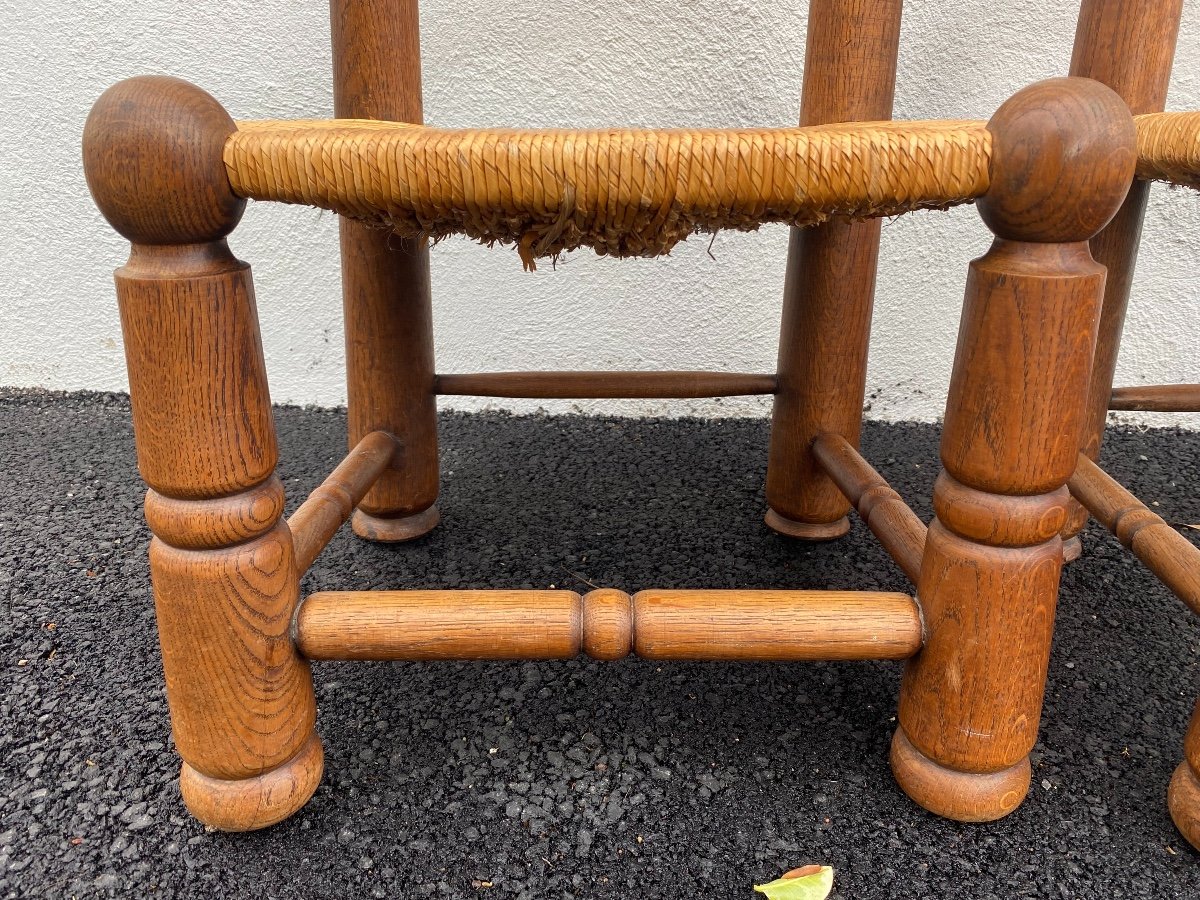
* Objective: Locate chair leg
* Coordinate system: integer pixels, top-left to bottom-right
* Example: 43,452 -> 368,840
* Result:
85,76 -> 322,831
333,0 -> 440,543
1060,0 -> 1183,559
1170,700 -> 1200,850
341,224 -> 440,542
764,0 -> 901,540
892,79 -> 1135,822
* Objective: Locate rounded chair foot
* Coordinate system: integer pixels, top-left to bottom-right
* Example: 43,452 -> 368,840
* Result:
1062,535 -> 1082,564
764,509 -> 850,541
890,728 -> 1030,823
352,505 -> 440,542
179,732 -> 324,832
1169,761 -> 1200,851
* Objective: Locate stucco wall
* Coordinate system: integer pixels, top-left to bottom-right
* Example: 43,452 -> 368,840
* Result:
3,1 -> 1199,425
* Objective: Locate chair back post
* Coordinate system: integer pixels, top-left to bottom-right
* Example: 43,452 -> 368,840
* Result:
765,0 -> 904,540
1062,0 -> 1184,551
331,0 -> 441,542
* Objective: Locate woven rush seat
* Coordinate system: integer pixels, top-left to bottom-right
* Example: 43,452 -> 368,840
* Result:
225,112 -> 1199,266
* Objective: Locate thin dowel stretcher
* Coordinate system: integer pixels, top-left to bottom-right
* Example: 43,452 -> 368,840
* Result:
435,370 -> 778,399
1109,384 -> 1200,412
812,432 -> 927,583
288,430 -> 397,572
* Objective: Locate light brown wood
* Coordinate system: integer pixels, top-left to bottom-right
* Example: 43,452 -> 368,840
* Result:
85,76 -> 322,832
288,430 -> 397,572
180,733 -> 324,833
1068,454 -> 1200,615
294,588 -> 921,662
435,371 -> 777,399
1109,384 -> 1200,412
581,590 -> 634,660
890,729 -> 1030,823
765,0 -> 903,540
295,590 -> 585,660
1063,0 -> 1184,545
893,78 -> 1135,822
83,75 -> 245,246
811,432 -> 926,583
332,0 -> 440,543
1169,701 -> 1200,850
631,590 -> 922,661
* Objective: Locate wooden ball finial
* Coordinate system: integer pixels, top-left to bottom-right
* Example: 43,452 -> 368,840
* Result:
83,75 -> 244,245
978,77 -> 1136,243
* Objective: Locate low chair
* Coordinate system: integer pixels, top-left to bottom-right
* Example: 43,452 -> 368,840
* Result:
82,0 -> 1200,846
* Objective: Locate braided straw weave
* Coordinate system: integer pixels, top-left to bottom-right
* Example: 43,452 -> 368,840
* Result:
1134,111 -> 1200,191
225,119 -> 991,267
222,112 -> 1200,267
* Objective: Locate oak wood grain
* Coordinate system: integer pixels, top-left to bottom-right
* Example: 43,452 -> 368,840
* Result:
1170,701 -> 1200,850
332,0 -> 440,541
1068,453 -> 1200,615
289,430 -> 397,572
295,590 -> 585,660
1064,0 -> 1183,543
85,76 -> 323,831
632,590 -> 922,661
811,432 -> 926,583
894,78 -> 1135,823
293,588 -> 922,662
765,0 -> 902,539
581,589 -> 634,660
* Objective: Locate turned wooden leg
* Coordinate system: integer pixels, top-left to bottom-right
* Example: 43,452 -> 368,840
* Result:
84,76 -> 322,831
893,78 -> 1135,822
764,0 -> 901,540
333,0 -> 440,543
1060,0 -> 1183,559
1170,700 -> 1200,850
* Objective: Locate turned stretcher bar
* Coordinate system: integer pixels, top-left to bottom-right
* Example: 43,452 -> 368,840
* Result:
1068,453 -> 1200,615
812,432 -> 927,583
292,588 -> 924,662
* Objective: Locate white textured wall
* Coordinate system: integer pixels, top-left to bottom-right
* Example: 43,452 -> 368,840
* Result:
3,1 -> 1199,426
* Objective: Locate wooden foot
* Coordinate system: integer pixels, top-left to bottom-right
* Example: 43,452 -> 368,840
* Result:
352,504 -> 440,542
1062,535 -> 1083,564
894,80 -> 1135,823
85,76 -> 322,832
1169,761 -> 1200,851
180,733 -> 324,832
1169,701 -> 1200,850
764,509 -> 850,541
890,728 -> 1030,823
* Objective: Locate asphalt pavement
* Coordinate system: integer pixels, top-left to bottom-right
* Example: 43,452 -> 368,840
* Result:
1,389 -> 1197,898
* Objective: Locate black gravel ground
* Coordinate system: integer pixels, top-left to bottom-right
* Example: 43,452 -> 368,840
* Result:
1,389 -> 1198,899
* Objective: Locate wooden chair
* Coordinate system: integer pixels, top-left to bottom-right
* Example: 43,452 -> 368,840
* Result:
81,0 -> 1200,844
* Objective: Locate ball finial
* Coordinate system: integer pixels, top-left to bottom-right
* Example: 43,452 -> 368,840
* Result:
83,75 -> 245,245
978,77 -> 1136,243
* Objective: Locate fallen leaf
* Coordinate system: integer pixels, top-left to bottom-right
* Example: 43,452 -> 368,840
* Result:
753,865 -> 834,899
